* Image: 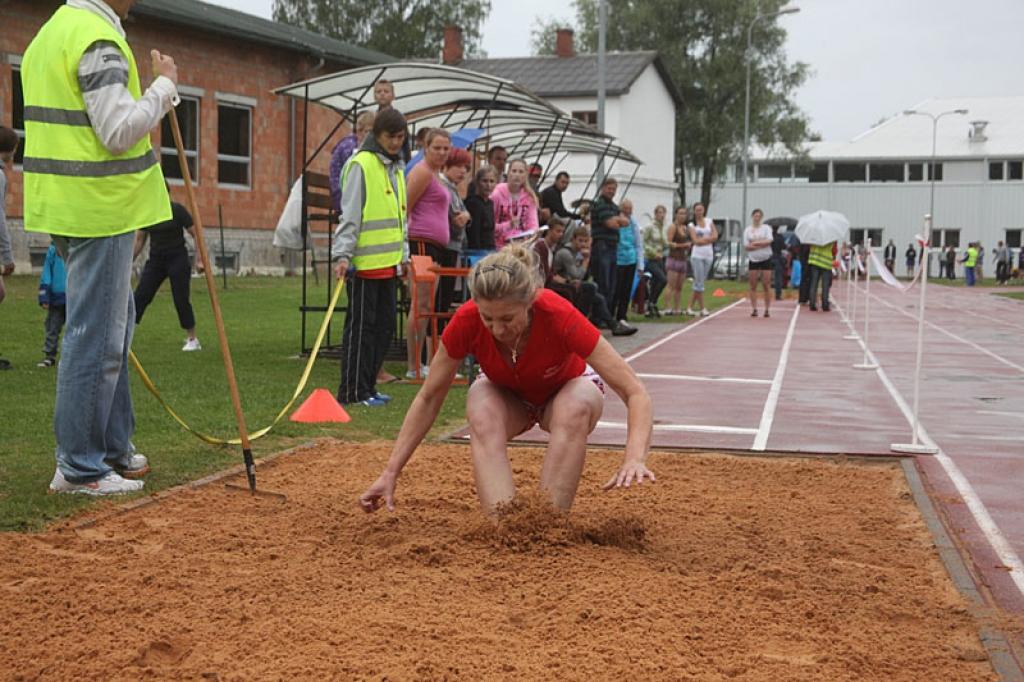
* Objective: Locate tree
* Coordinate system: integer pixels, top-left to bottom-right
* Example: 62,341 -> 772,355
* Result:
536,0 -> 813,210
273,0 -> 492,60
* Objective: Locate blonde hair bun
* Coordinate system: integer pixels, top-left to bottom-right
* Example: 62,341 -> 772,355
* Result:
469,245 -> 542,303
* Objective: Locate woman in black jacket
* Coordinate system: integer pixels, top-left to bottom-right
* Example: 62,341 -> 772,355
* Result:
465,166 -> 497,252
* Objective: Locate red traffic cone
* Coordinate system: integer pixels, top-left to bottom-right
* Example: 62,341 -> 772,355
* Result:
712,288 -> 726,297
290,388 -> 351,423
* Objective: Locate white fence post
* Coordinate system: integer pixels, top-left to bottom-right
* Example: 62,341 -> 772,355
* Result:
892,217 -> 939,454
854,238 -> 878,369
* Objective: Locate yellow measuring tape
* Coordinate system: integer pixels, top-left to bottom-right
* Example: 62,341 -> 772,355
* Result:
129,278 -> 345,445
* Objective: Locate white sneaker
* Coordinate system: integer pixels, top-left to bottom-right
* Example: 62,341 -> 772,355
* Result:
182,338 -> 202,352
405,365 -> 430,380
685,308 -> 696,316
108,452 -> 150,479
49,469 -> 144,496
700,308 -> 710,317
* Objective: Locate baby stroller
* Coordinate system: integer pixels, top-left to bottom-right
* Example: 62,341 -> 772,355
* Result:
631,270 -> 657,318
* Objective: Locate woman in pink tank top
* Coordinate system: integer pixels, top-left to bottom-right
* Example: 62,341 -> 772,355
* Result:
405,128 -> 452,379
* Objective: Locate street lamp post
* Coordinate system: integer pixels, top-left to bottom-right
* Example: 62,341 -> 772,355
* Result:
741,5 -> 800,232
891,108 -> 967,456
903,108 -> 968,275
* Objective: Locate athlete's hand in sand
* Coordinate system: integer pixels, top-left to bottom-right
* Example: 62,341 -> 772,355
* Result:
359,471 -> 397,512
603,460 -> 656,490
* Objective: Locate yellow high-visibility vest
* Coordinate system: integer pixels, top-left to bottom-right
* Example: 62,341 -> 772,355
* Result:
21,5 -> 170,237
808,243 -> 834,270
965,247 -> 978,267
342,151 -> 406,271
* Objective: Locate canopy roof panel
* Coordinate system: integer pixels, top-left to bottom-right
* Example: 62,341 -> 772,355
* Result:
274,63 -> 559,120
483,129 -> 642,166
409,106 -> 598,142
275,62 -> 644,169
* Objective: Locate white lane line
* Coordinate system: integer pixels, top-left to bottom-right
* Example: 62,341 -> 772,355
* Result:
976,410 -> 1024,420
869,291 -> 1024,374
624,299 -> 745,363
936,302 -> 1024,333
636,373 -> 771,385
832,301 -> 1024,598
942,434 -> 1024,442
752,304 -> 800,451
597,420 -> 757,435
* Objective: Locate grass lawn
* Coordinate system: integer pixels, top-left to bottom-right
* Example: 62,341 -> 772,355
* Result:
0,274 -> 468,531
996,291 -> 1024,301
931,276 -> 1005,288
629,276 -> 758,323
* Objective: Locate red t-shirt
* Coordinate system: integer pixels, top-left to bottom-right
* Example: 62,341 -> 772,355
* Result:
442,289 -> 601,406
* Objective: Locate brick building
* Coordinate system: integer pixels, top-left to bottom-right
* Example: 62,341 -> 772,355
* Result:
0,0 -> 389,272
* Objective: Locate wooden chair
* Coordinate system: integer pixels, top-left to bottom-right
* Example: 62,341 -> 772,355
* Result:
406,255 -> 470,384
304,171 -> 337,283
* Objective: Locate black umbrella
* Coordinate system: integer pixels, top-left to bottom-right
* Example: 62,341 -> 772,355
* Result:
765,216 -> 798,229
766,216 -> 800,246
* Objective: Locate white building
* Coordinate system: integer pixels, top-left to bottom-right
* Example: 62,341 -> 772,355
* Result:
696,96 -> 1024,259
447,29 -> 681,220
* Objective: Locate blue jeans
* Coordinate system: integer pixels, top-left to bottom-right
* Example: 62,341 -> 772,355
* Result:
589,239 -> 618,302
54,233 -> 137,483
965,266 -> 976,286
808,265 -> 832,308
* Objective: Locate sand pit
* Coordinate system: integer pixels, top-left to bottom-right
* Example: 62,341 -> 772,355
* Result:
0,441 -> 1002,680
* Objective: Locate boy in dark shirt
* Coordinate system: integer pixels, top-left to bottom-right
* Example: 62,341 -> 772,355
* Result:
133,198 -> 203,351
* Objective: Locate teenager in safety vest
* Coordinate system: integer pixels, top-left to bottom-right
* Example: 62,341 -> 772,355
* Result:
22,0 -> 179,495
332,108 -> 410,407
807,241 -> 836,312
962,242 -> 979,287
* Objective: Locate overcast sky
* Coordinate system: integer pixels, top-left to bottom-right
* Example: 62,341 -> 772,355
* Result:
204,0 -> 1022,141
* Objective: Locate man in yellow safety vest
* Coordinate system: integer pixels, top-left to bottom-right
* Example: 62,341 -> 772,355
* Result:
332,108 -> 409,407
807,241 -> 836,312
22,0 -> 179,495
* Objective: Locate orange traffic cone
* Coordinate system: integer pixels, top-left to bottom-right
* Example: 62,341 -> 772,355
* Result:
290,388 -> 351,423
712,288 -> 726,297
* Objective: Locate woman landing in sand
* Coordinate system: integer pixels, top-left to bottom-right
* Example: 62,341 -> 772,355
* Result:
359,245 -> 655,515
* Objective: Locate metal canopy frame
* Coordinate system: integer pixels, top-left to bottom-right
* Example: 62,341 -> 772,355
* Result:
274,62 -> 645,356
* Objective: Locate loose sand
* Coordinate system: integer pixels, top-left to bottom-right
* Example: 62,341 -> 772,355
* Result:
0,441 -> 1003,680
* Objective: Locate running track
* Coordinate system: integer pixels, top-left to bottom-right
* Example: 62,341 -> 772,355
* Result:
453,282 -> 1024,616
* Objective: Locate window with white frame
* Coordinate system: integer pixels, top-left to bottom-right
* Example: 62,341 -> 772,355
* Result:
988,160 -> 1023,181
1005,229 -> 1021,249
869,163 -> 902,182
908,163 -> 924,181
930,229 -> 960,248
794,162 -> 828,183
834,162 -> 866,182
849,228 -> 883,247
10,60 -> 25,165
160,94 -> 200,182
756,162 -> 791,182
217,98 -> 253,188
571,110 -> 597,126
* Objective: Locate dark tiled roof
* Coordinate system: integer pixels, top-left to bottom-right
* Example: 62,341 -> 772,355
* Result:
133,0 -> 392,66
460,51 -> 682,106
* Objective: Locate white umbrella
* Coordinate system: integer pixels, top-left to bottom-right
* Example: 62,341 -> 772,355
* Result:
795,210 -> 850,246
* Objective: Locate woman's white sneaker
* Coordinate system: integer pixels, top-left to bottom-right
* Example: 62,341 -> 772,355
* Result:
182,338 -> 202,352
48,469 -> 144,495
